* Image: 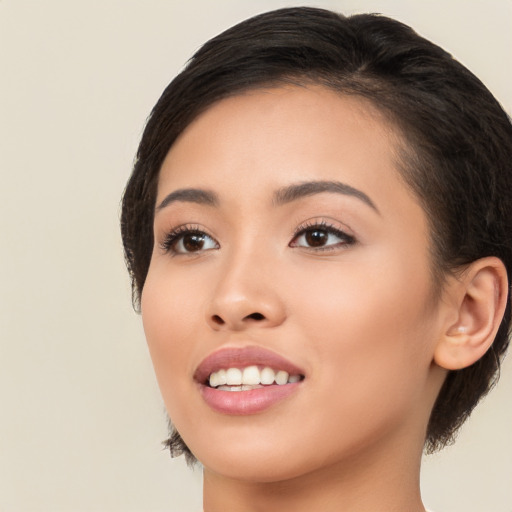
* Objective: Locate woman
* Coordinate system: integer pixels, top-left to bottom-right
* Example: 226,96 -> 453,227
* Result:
121,7 -> 512,511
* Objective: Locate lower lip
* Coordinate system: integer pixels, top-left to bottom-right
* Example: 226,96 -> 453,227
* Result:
199,382 -> 302,415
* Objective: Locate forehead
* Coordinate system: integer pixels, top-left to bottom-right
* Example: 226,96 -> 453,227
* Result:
157,86 -> 414,214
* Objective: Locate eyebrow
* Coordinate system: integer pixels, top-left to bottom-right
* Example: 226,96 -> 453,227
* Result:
273,180 -> 379,213
155,180 -> 378,214
156,188 -> 219,211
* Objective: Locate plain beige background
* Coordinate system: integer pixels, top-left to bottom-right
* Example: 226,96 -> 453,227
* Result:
1,1 -> 510,511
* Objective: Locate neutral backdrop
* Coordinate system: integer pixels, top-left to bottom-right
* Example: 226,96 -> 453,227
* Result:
1,1 -> 511,511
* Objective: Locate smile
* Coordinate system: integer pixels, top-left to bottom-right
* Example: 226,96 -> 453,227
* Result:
195,347 -> 305,414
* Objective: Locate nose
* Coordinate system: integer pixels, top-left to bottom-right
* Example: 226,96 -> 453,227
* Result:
205,253 -> 287,332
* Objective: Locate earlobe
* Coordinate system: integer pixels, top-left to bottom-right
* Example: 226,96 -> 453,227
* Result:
434,257 -> 508,371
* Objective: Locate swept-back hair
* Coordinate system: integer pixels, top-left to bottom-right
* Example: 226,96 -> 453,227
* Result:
121,7 -> 512,463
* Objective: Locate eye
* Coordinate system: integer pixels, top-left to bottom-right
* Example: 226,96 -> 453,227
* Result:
290,222 -> 355,251
161,226 -> 219,255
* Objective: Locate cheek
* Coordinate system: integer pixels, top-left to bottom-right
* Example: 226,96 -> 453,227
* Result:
293,251 -> 436,405
140,265 -> 205,410
281,268 -> 436,464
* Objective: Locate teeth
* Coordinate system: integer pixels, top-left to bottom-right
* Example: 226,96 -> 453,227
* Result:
260,367 -> 275,385
226,368 -> 242,385
208,366 -> 302,388
275,370 -> 289,385
242,365 -> 260,385
209,372 -> 218,388
216,369 -> 227,386
217,385 -> 264,392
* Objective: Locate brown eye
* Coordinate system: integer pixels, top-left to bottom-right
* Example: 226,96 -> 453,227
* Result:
304,229 -> 328,247
182,233 -> 207,252
162,229 -> 219,255
291,224 -> 355,251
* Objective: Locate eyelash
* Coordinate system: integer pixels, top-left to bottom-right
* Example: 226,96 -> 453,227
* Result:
290,220 -> 355,252
160,221 -> 355,256
160,224 -> 219,256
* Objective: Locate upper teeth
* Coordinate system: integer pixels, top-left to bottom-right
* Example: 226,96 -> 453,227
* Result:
208,366 -> 302,388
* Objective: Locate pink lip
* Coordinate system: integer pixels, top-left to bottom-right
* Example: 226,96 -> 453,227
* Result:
194,346 -> 305,415
194,346 -> 305,383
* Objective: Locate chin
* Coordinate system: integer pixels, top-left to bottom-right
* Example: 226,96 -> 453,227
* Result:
201,448 -> 315,483
183,425 -> 317,482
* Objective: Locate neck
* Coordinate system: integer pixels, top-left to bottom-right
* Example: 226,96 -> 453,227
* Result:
202,431 -> 426,512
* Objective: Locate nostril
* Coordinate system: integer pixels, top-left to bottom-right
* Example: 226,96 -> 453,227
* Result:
211,314 -> 225,325
245,312 -> 265,321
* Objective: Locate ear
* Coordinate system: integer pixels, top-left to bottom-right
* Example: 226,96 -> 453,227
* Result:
434,257 -> 508,371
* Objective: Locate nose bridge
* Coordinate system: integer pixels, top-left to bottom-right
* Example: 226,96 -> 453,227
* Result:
206,237 -> 285,330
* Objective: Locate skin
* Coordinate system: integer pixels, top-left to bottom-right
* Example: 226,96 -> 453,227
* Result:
141,86 -> 456,512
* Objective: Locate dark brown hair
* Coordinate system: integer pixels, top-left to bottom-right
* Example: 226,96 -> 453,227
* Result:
121,7 -> 512,463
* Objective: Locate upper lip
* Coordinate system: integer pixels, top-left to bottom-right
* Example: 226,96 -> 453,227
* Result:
194,346 -> 306,384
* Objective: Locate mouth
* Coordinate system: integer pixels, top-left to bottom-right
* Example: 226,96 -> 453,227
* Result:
194,346 -> 305,414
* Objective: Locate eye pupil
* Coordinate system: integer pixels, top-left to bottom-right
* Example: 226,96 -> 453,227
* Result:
305,229 -> 327,247
183,233 -> 205,252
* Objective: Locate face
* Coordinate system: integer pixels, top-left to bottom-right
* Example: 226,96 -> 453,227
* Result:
142,86 -> 447,482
